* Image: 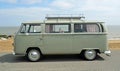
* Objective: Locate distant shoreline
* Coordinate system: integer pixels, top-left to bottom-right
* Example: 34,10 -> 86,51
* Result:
109,37 -> 120,40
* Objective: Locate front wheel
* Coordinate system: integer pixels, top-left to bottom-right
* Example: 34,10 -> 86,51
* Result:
84,50 -> 97,61
27,49 -> 41,62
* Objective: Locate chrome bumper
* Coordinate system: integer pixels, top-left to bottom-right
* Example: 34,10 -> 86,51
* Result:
104,50 -> 111,56
12,51 -> 16,55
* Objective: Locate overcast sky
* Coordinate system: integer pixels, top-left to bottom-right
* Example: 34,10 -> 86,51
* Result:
0,0 -> 120,26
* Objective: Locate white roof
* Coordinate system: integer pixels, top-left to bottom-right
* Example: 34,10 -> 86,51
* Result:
22,20 -> 103,24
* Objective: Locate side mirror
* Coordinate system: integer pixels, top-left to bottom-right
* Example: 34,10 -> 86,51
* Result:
21,30 -> 27,33
21,31 -> 26,33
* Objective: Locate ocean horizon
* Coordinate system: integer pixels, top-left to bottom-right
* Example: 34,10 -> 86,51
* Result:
0,25 -> 120,39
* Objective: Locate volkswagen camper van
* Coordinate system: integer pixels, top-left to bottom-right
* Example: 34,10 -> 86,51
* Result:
13,15 -> 111,61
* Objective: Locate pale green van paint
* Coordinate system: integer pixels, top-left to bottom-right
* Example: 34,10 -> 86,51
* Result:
13,17 -> 110,56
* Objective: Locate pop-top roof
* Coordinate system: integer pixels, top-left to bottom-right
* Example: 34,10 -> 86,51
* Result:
45,14 -> 85,20
22,14 -> 104,24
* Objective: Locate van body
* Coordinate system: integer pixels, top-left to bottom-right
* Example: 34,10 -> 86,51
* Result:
13,16 -> 111,61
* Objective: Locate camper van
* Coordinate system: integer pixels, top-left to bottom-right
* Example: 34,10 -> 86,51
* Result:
13,15 -> 111,61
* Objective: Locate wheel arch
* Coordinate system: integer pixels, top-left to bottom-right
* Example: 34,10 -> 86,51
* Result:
26,47 -> 42,55
81,48 -> 100,54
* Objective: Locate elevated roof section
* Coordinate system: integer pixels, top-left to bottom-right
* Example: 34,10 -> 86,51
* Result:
45,14 -> 85,21
22,15 -> 104,24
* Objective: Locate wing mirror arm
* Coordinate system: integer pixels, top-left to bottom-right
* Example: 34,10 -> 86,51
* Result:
21,31 -> 25,33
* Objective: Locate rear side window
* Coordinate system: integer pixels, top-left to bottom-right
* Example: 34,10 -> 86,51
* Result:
45,24 -> 71,33
21,24 -> 41,33
74,23 -> 100,33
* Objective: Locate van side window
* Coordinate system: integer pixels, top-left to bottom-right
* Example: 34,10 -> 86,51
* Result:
74,23 -> 100,32
28,24 -> 41,33
86,24 -> 100,32
21,24 -> 41,33
45,24 -> 71,33
74,24 -> 86,32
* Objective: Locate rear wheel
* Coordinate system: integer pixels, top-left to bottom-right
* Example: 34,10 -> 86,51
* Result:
27,49 -> 41,62
84,50 -> 96,61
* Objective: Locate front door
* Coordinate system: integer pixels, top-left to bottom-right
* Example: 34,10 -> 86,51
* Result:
15,24 -> 42,54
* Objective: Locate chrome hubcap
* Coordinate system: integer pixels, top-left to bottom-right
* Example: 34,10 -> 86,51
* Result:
28,50 -> 40,61
30,52 -> 38,58
85,50 -> 96,60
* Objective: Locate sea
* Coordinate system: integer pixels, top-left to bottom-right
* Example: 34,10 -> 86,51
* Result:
0,25 -> 120,39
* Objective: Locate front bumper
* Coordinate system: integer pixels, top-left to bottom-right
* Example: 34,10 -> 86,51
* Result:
104,50 -> 111,56
12,43 -> 16,55
12,51 -> 16,55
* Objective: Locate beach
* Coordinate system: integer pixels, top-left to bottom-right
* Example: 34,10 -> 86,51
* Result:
0,38 -> 120,52
109,40 -> 120,49
0,38 -> 13,52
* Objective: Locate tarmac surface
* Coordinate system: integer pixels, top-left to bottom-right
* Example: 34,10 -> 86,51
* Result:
0,49 -> 120,71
